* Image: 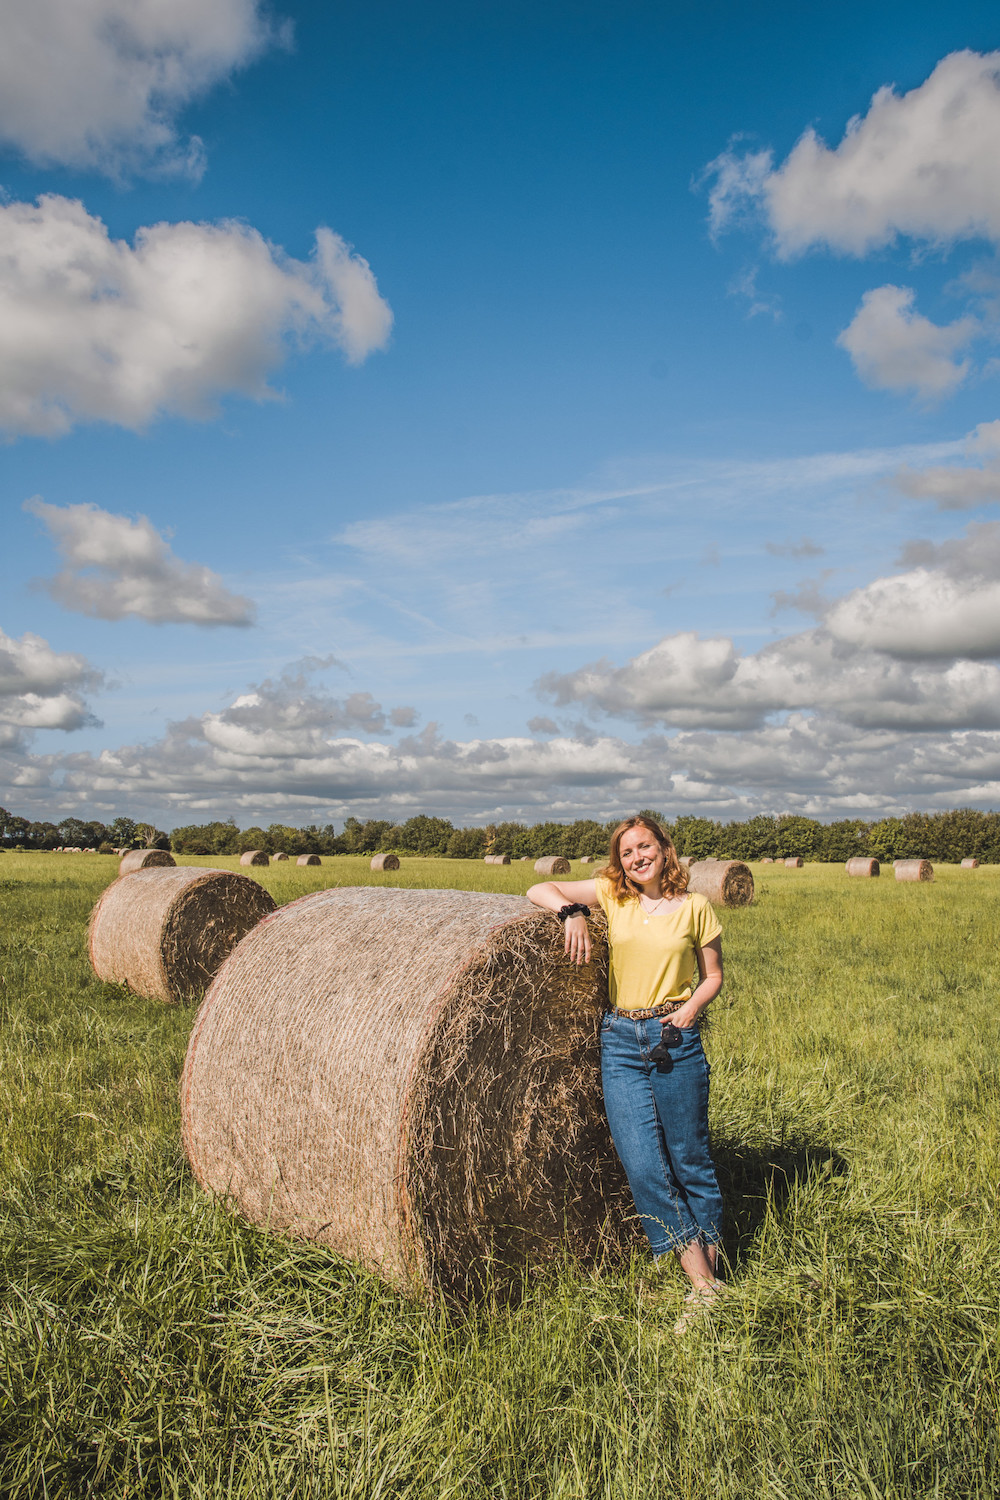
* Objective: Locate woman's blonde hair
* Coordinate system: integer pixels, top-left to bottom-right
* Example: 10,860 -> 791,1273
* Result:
599,815 -> 689,904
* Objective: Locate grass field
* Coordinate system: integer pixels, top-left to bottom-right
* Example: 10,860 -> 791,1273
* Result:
2,854 -> 998,1498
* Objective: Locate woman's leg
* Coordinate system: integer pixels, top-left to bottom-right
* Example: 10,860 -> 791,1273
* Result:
644,1021 -> 724,1265
599,1013 -> 704,1258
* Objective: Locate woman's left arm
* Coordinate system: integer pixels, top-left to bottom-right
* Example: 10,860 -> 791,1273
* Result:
667,937 -> 723,1031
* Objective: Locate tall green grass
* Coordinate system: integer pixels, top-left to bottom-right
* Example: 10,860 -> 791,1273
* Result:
1,855 -> 998,1497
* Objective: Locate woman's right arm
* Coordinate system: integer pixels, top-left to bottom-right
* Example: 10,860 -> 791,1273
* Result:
526,878 -> 600,965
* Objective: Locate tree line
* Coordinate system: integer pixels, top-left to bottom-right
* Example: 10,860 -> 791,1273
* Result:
4,805 -> 1000,863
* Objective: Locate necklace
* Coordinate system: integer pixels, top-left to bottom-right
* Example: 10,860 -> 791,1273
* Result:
640,894 -> 668,925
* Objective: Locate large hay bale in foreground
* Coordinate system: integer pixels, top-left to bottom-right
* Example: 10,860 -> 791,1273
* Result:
961,858 -> 979,869
89,867 -> 276,1004
371,853 -> 400,871
846,858 -> 880,878
686,859 -> 754,908
896,859 -> 934,882
240,850 -> 268,867
119,848 -> 175,875
271,852 -> 289,863
181,888 -> 628,1298
297,854 -> 321,866
534,856 -> 571,876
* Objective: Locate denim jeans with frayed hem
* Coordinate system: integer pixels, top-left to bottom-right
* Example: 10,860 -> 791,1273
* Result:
599,1011 -> 723,1255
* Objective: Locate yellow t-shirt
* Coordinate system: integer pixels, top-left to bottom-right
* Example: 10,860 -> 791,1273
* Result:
594,877 -> 722,1010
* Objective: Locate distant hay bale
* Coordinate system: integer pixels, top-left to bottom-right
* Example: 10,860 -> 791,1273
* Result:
119,848 -> 175,876
895,859 -> 934,882
760,857 -> 774,864
89,866 -> 276,1004
180,887 -> 629,1298
678,856 -> 693,867
784,857 -> 804,868
484,854 -> 510,865
371,853 -> 400,871
534,856 -> 571,876
297,854 -> 321,866
846,857 -> 880,878
240,851 -> 269,867
961,858 -> 979,868
271,852 -> 289,863
686,859 -> 754,908
519,856 -> 532,861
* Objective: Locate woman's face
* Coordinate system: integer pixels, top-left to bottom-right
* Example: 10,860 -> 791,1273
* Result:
618,825 -> 666,885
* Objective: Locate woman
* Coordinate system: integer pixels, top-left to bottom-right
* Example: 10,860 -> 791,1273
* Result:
527,816 -> 725,1328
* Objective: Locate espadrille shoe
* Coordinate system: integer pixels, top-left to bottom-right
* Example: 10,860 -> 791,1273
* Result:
672,1280 -> 725,1336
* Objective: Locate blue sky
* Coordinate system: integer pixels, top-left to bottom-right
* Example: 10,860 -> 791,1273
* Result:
5,0 -> 1000,827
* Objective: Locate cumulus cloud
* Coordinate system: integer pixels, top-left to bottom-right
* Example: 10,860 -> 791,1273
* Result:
0,627 -> 101,747
706,50 -> 1000,257
0,0 -> 282,178
0,196 -> 393,437
893,419 -> 1000,507
836,286 -> 977,400
826,521 -> 1000,658
26,498 -> 255,626
537,628 -> 1000,732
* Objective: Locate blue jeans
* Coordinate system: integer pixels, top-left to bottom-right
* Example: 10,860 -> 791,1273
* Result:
599,1012 -> 723,1255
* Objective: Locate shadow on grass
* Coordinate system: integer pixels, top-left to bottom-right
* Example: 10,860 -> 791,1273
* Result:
713,1134 -> 849,1271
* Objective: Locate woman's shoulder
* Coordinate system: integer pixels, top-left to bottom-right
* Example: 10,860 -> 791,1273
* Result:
685,889 -> 722,934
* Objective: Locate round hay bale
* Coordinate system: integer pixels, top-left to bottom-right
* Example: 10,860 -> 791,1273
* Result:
371,853 -> 400,871
760,857 -> 774,864
678,856 -> 694,867
895,859 -> 934,882
534,856 -> 571,876
686,859 -> 755,908
180,887 -> 628,1298
297,854 -> 322,866
119,848 -> 175,875
240,850 -> 269,867
784,857 -> 804,868
519,856 -> 532,861
961,858 -> 979,869
271,852 -> 289,863
846,857 -> 880,878
485,853 -> 510,865
89,866 -> 276,1004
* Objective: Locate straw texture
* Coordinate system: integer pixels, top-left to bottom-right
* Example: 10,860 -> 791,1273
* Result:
961,858 -> 979,868
119,848 -> 175,875
297,854 -> 321,866
686,859 -> 755,908
240,851 -> 269,867
895,859 -> 934,882
180,887 -> 629,1298
846,858 -> 880,877
534,856 -> 571,876
89,866 -> 276,1004
371,853 -> 400,871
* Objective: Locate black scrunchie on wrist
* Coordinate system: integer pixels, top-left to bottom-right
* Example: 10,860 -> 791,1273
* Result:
557,903 -> 591,921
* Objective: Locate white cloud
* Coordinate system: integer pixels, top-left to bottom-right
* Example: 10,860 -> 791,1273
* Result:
0,196 -> 393,437
893,419 -> 1000,507
0,0 -> 282,178
707,50 -> 1000,257
826,521 -> 1000,658
0,627 -> 101,746
537,628 -> 1000,731
26,498 -> 255,626
836,286 -> 977,400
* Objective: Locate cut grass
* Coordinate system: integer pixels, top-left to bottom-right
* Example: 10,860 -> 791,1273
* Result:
1,855 -> 998,1497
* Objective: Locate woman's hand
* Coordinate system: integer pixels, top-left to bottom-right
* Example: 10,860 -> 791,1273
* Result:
564,912 -> 591,965
664,1000 -> 703,1031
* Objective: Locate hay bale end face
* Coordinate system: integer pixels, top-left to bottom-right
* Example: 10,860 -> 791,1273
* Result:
119,848 -> 175,876
784,857 -> 804,868
297,854 -> 321,866
240,850 -> 269,867
678,855 -> 693,867
89,867 -> 276,1004
846,857 -> 880,878
961,858 -> 979,868
686,859 -> 754,908
534,856 -> 571,876
371,853 -> 400,871
895,859 -> 934,882
271,852 -> 289,863
181,888 -> 629,1298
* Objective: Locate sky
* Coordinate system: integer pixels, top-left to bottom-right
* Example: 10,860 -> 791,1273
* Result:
6,0 -> 1000,830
